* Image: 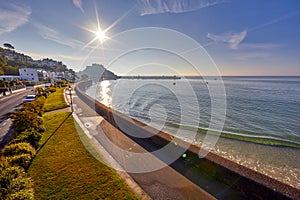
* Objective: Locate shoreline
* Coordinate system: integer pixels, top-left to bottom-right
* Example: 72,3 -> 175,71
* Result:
162,121 -> 300,148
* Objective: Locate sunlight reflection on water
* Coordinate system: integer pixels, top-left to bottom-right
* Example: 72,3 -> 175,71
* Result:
99,80 -> 112,107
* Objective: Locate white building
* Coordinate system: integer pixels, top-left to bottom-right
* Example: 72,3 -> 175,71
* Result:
19,68 -> 39,82
0,75 -> 20,82
55,72 -> 65,80
37,69 -> 50,80
48,71 -> 56,80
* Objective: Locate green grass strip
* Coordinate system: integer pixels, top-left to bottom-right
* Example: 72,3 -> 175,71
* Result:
29,112 -> 139,200
44,88 -> 68,112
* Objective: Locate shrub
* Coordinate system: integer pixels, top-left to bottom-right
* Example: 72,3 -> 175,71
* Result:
0,159 -> 20,188
2,143 -> 35,157
19,96 -> 46,117
19,102 -> 41,116
12,96 -> 46,131
8,154 -> 33,170
35,96 -> 46,108
10,129 -> 42,149
7,188 -> 34,200
0,159 -> 34,200
35,87 -> 44,97
10,110 -> 43,133
46,87 -> 56,93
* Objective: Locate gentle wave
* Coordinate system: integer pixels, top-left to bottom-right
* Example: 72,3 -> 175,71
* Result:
160,121 -> 300,148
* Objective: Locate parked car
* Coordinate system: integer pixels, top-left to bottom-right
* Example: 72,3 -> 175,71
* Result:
23,94 -> 36,103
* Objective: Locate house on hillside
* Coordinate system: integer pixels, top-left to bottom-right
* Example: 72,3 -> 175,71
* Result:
31,58 -> 63,68
19,68 -> 39,82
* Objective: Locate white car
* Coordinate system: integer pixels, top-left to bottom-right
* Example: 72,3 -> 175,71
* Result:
23,94 -> 36,103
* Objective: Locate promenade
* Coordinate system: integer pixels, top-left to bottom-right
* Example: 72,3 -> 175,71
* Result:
65,85 -> 215,200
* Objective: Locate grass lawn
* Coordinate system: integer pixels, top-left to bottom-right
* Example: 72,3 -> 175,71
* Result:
29,112 -> 139,200
44,88 -> 68,112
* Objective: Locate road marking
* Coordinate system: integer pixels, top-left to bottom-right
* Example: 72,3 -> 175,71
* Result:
0,119 -> 9,127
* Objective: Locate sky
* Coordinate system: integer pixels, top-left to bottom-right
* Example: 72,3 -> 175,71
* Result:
0,0 -> 300,76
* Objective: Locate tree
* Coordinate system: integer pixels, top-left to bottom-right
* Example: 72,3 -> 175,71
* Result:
0,55 -> 4,74
3,43 -> 14,50
0,55 -> 7,67
0,55 -> 19,75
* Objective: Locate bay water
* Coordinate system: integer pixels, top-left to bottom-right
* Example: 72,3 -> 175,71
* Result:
85,76 -> 300,188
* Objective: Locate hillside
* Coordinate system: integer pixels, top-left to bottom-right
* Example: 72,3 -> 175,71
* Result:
0,47 -> 69,75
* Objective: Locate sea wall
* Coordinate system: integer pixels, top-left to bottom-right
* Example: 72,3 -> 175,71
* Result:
76,81 -> 299,199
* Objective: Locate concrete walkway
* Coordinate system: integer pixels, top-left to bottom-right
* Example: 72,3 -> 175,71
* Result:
64,86 -> 152,200
67,85 -> 215,200
45,107 -> 71,114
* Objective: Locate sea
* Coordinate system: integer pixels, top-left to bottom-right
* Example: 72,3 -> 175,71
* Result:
85,76 -> 300,189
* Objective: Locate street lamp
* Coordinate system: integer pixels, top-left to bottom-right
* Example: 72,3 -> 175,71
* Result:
68,86 -> 73,112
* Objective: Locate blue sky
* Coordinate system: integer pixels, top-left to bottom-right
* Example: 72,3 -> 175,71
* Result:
0,0 -> 299,75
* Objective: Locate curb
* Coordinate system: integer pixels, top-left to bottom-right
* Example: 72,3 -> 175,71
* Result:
64,87 -> 71,106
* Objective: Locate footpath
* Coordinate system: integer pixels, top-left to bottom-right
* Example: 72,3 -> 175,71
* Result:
65,85 -> 215,200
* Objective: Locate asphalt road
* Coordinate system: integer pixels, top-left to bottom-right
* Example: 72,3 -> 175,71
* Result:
0,89 -> 34,123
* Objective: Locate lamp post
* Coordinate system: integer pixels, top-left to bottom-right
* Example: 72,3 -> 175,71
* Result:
68,86 -> 73,112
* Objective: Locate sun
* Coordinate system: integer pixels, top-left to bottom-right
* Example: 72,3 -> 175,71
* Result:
95,29 -> 107,43
81,2 -> 134,49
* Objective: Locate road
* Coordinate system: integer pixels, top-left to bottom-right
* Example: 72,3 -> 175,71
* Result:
0,89 -> 34,123
0,89 -> 34,148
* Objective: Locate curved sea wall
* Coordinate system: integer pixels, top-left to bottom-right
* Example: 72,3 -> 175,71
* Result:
76,80 -> 299,199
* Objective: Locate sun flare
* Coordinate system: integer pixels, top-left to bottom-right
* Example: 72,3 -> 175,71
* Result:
95,29 -> 107,43
81,2 -> 132,49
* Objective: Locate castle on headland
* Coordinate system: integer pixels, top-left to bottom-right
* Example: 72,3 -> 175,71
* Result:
76,64 -> 118,81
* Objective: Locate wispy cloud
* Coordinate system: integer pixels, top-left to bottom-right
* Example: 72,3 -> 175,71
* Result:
207,30 -> 247,49
32,22 -> 84,48
72,0 -> 84,13
0,2 -> 31,35
25,51 -> 86,62
233,52 -> 270,61
239,43 -> 279,50
138,0 -> 226,16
